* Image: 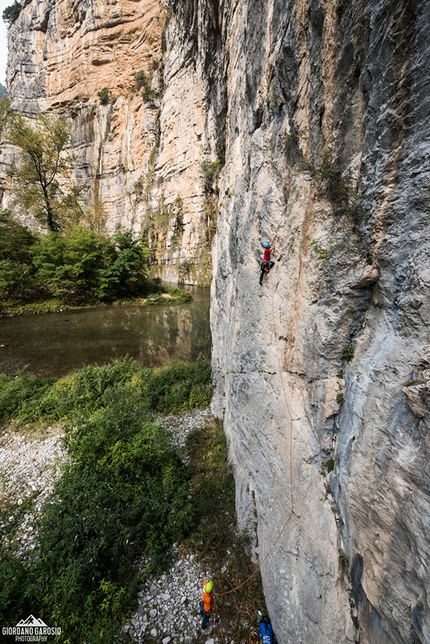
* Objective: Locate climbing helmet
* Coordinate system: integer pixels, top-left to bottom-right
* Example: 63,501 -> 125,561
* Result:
204,581 -> 213,593
263,242 -> 270,248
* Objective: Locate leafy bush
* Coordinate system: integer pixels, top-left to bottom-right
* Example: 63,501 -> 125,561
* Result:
201,159 -> 223,193
139,361 -> 212,413
342,346 -> 355,362
146,287 -> 192,306
0,210 -> 38,300
186,420 -> 235,558
95,230 -> 150,301
31,358 -> 138,422
33,226 -> 114,303
336,393 -> 345,405
326,458 -> 335,472
0,358 -> 214,639
0,359 -> 212,427
185,421 -> 267,637
0,219 -> 157,309
134,70 -> 152,101
98,88 -> 110,105
0,372 -> 54,424
1,398 -> 191,640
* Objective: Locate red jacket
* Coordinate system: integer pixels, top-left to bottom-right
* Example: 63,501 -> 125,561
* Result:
263,247 -> 272,261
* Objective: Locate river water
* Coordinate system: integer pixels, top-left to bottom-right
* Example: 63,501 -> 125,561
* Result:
0,287 -> 210,377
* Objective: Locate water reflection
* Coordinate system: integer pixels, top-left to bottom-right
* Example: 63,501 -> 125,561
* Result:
0,287 -> 210,377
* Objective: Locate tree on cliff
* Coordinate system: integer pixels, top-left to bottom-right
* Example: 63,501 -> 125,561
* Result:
0,97 -> 13,139
6,111 -> 84,232
2,0 -> 22,26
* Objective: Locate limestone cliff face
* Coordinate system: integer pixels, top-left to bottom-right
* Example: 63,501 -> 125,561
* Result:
195,0 -> 428,643
5,0 -> 430,642
5,0 -> 217,283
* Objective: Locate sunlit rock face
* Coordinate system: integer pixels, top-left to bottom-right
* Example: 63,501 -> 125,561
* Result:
5,0 -> 217,283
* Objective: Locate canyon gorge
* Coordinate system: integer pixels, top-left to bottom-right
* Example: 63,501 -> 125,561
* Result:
2,0 -> 430,642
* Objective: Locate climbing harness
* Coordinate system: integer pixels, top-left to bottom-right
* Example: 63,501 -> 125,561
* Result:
216,249 -> 300,599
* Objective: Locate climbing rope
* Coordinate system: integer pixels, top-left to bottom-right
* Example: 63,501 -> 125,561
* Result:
215,260 -> 300,599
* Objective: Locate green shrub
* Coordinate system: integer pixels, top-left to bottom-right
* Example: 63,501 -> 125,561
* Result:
335,2 -> 344,16
0,359 -> 212,427
33,226 -> 114,304
139,361 -> 212,413
189,383 -> 212,408
325,458 -> 335,472
98,88 -> 110,105
342,346 -> 355,362
185,421 -> 266,637
0,358 -> 215,639
0,372 -> 54,425
202,159 -> 223,193
336,393 -> 345,405
186,420 -> 235,558
311,238 -> 333,260
146,288 -> 192,305
164,286 -> 192,302
338,550 -> 350,571
1,400 -> 191,640
134,70 -> 153,101
0,223 -> 152,308
95,230 -> 150,301
315,152 -> 349,209
0,210 -> 39,300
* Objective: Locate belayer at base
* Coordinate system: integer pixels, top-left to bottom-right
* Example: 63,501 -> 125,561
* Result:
199,580 -> 214,632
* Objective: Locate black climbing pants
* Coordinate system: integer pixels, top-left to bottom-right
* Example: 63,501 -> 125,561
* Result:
260,261 -> 274,284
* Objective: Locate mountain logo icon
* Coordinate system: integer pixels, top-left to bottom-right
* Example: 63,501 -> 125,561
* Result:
16,615 -> 48,627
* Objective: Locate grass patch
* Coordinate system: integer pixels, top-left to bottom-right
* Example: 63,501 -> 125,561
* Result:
0,358 -> 212,428
146,286 -> 193,306
0,298 -> 66,316
0,362 -> 266,641
2,283 -> 192,316
0,359 -> 213,642
186,421 -> 267,638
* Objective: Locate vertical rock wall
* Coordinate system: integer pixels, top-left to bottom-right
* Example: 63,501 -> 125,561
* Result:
202,0 -> 430,642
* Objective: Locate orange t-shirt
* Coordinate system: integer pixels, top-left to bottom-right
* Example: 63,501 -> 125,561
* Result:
202,582 -> 215,612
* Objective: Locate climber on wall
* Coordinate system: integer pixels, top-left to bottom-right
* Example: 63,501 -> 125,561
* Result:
259,237 -> 276,285
199,580 -> 215,633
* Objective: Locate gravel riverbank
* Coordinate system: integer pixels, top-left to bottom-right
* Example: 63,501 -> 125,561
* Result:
0,408 -> 227,644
